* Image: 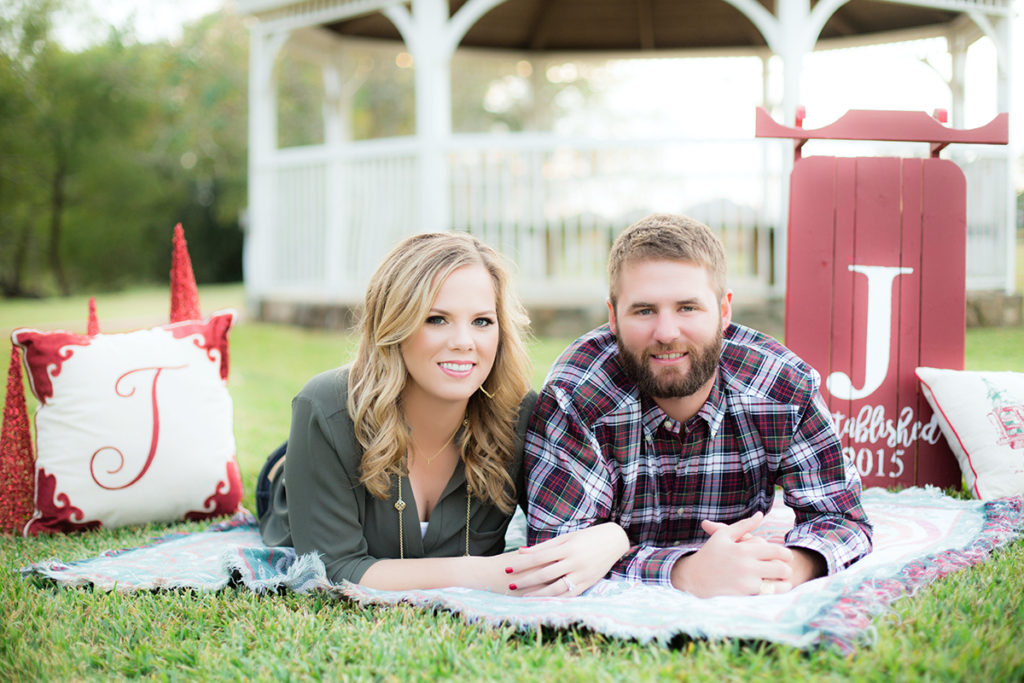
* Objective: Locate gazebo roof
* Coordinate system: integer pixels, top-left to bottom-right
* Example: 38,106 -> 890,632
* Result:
323,0 -> 961,52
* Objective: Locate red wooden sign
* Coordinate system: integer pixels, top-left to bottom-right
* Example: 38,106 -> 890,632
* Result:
756,108 -> 1008,489
785,156 -> 963,488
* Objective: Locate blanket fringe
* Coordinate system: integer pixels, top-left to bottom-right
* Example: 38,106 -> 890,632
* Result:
808,495 -> 1024,653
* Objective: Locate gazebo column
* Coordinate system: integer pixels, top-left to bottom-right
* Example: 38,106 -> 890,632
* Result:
776,0 -> 809,126
385,0 -> 507,234
725,0 -> 849,296
245,25 -> 290,310
321,56 -> 349,296
985,11 -> 1015,294
948,30 -> 969,128
959,7 -> 1015,294
995,14 -> 1014,295
386,0 -> 453,233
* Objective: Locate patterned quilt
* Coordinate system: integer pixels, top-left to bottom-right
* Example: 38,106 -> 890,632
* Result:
23,487 -> 1023,651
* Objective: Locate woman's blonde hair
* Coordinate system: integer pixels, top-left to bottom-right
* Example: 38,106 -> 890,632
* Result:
347,232 -> 532,512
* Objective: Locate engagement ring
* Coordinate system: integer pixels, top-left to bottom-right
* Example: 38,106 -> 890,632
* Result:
562,576 -> 576,593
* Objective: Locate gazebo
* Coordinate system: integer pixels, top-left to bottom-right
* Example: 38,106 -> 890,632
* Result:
238,0 -> 1017,330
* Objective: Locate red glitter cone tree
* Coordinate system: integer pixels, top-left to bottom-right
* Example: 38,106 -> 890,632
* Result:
170,223 -> 201,323
1,344 -> 35,534
87,297 -> 100,336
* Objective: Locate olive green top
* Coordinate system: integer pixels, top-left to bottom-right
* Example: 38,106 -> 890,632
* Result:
259,366 -> 538,585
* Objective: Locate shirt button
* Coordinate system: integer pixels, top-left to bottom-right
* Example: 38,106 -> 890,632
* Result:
677,507 -> 685,515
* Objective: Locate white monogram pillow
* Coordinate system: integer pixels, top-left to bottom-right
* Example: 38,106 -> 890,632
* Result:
916,366 -> 1024,500
11,311 -> 241,533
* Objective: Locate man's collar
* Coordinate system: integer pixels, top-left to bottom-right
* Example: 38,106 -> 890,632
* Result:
638,372 -> 727,437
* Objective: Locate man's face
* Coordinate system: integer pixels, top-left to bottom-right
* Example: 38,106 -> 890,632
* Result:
608,259 -> 731,399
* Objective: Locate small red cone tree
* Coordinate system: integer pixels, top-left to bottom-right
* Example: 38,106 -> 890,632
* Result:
87,297 -> 100,336
170,223 -> 201,323
0,345 -> 35,534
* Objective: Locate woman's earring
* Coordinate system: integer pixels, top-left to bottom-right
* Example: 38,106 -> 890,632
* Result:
478,385 -> 494,399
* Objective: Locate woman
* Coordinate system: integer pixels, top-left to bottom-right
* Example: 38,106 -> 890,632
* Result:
257,232 -> 628,594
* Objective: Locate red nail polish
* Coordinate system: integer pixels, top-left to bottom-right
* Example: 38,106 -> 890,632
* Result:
504,567 -> 513,574
508,583 -> 517,591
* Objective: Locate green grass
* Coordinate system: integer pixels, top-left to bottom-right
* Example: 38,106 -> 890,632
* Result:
2,287 -> 1023,681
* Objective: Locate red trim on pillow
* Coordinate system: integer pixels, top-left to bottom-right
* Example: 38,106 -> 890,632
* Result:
26,468 -> 102,535
184,459 -> 243,521
11,331 -> 93,404
168,312 -> 233,381
916,372 -> 981,498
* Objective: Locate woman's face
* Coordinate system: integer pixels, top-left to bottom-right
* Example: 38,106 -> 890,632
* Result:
400,264 -> 500,406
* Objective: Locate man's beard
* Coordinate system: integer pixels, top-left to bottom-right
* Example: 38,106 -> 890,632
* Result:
616,326 -> 723,399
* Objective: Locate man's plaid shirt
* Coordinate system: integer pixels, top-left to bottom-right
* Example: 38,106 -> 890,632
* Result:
524,323 -> 872,587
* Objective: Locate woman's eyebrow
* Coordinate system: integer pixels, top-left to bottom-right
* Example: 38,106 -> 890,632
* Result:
429,307 -> 497,316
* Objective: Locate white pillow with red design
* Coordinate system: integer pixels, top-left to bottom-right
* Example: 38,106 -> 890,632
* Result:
11,311 -> 241,533
915,366 -> 1024,500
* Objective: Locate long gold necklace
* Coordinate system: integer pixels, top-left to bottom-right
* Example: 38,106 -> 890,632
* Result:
396,418 -> 471,559
395,477 -> 471,559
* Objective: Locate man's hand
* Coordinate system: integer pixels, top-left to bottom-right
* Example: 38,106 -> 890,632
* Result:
670,512 -> 794,598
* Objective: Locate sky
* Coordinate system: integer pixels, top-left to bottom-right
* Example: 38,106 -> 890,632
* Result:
56,0 -> 1023,182
54,0 -> 231,49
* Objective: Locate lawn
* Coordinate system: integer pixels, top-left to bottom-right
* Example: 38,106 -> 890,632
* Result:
2,285 -> 1023,681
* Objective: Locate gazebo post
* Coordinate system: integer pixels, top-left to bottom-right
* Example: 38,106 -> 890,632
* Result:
991,12 -> 1015,295
725,0 -> 847,296
948,29 -> 969,129
385,0 -> 453,234
322,55 -> 348,297
385,0 -> 514,234
949,8 -> 1016,294
776,0 -> 813,126
245,25 -> 290,310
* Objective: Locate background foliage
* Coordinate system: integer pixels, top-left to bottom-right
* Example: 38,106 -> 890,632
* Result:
0,1 -> 602,298
0,0 -> 248,295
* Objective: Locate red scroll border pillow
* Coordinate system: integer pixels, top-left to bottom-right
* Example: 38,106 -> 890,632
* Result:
11,311 -> 241,533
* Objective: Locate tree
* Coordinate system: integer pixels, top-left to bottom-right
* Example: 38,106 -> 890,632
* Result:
0,0 -> 57,296
0,3 -> 250,296
126,10 -> 249,285
0,0 -> 151,295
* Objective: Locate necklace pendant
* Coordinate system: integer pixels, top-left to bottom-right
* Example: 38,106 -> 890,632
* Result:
394,498 -> 406,512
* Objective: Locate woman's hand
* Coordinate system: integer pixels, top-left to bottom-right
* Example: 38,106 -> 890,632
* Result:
360,526 -> 628,595
501,523 -> 630,597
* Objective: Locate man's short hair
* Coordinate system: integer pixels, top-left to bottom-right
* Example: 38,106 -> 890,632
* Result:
608,213 -> 728,306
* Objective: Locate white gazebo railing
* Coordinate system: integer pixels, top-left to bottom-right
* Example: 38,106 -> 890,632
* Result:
240,0 -> 1017,322
245,133 -> 1010,311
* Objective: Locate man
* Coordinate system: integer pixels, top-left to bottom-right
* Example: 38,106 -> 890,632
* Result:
524,213 -> 872,597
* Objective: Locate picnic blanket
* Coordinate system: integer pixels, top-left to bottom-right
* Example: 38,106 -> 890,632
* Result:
22,487 -> 1023,651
